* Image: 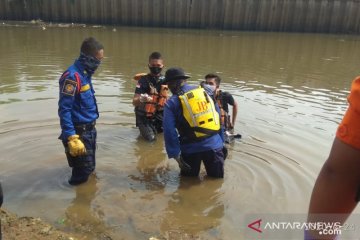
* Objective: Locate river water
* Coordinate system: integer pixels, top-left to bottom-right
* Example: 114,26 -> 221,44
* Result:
0,22 -> 359,239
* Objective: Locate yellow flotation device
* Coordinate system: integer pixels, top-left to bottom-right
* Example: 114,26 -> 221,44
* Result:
179,87 -> 220,138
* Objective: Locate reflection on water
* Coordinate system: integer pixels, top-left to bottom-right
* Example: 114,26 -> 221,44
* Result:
63,174 -> 113,239
161,178 -> 224,239
1,22 -> 360,239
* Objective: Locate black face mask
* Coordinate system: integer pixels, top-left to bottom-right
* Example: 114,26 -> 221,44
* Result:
149,66 -> 162,75
79,52 -> 101,75
169,81 -> 183,95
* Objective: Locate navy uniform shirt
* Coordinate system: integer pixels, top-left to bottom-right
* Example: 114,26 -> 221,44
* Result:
58,59 -> 99,140
163,83 -> 224,158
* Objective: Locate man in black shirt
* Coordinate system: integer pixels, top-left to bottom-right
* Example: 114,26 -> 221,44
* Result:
132,52 -> 168,141
205,74 -> 238,142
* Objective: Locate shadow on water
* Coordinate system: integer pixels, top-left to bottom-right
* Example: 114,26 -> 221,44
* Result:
62,174 -> 114,240
129,136 -> 170,192
160,178 -> 224,239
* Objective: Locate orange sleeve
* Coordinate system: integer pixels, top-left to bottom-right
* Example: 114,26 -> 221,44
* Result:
336,76 -> 360,149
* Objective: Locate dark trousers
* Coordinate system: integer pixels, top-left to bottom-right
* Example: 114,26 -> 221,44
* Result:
138,122 -> 157,142
62,127 -> 97,185
181,148 -> 225,178
136,113 -> 163,142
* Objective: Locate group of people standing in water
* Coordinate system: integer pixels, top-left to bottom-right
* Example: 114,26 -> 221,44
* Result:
57,37 -> 238,185
132,51 -> 238,178
1,36 -> 359,240
55,37 -> 360,240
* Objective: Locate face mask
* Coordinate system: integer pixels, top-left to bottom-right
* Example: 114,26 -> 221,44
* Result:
149,66 -> 162,75
206,84 -> 216,92
79,52 -> 101,75
169,81 -> 183,95
169,85 -> 177,95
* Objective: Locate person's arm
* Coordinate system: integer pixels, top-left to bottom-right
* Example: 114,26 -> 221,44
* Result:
225,92 -> 237,128
306,138 -> 360,240
231,101 -> 238,128
132,93 -> 141,107
133,78 -> 152,107
133,78 -> 144,107
306,76 -> 360,240
58,74 -> 87,156
214,99 -> 225,143
58,76 -> 77,140
163,98 -> 181,158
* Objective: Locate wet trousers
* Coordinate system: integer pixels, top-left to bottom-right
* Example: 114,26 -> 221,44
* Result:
181,148 -> 225,178
62,126 -> 97,185
136,113 -> 163,142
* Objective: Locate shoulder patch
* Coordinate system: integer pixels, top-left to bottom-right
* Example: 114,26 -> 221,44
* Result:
61,79 -> 77,96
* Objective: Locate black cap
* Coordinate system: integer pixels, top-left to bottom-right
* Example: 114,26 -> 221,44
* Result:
164,67 -> 190,83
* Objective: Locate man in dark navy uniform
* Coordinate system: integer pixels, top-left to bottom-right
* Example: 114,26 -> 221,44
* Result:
163,68 -> 226,178
58,37 -> 104,185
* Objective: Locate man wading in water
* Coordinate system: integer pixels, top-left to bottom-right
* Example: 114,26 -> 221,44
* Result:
58,37 -> 104,185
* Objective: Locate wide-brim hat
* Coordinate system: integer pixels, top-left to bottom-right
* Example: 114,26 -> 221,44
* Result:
164,67 -> 190,83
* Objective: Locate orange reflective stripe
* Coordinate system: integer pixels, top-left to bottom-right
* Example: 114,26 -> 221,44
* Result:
74,72 -> 81,94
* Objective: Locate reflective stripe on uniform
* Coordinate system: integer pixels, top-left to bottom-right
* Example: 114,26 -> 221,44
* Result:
80,84 -> 90,92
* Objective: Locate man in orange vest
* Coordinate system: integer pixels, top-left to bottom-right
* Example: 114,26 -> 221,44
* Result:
132,52 -> 168,141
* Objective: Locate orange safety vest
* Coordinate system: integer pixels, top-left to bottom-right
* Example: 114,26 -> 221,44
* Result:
216,91 -> 231,129
134,73 -> 169,117
144,84 -> 169,117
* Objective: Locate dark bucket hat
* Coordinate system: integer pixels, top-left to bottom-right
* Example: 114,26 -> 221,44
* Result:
164,67 -> 190,83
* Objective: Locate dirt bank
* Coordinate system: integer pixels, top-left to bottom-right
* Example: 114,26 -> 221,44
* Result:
1,208 -> 76,240
0,208 -> 199,240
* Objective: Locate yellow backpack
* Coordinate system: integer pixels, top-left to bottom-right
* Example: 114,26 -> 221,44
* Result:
179,87 -> 220,138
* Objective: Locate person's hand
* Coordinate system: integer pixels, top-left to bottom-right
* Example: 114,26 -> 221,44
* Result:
174,155 -> 191,172
140,93 -> 152,103
68,135 -> 86,157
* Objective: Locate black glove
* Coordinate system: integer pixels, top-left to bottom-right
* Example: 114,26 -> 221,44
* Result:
222,146 -> 228,160
174,155 -> 191,172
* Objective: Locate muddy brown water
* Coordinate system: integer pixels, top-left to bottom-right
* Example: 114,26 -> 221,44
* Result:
0,22 -> 359,239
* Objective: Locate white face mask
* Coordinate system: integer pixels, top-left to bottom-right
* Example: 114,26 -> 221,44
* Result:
209,85 -> 216,92
203,84 -> 216,92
